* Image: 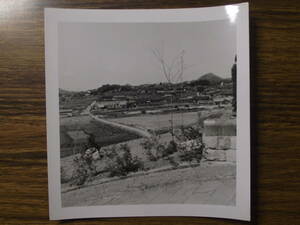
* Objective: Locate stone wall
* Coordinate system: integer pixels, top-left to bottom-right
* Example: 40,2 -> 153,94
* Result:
202,119 -> 236,162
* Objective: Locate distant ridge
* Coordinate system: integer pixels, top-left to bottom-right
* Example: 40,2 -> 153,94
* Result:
59,73 -> 228,95
59,88 -> 75,95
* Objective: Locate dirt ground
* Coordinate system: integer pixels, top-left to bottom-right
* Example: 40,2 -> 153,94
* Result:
108,108 -> 232,131
62,162 -> 235,207
108,111 -> 200,131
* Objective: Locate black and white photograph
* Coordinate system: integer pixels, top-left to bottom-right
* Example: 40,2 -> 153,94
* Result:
45,3 -> 250,220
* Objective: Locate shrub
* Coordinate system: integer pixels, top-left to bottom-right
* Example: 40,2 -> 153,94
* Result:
141,135 -> 178,161
146,149 -> 157,161
181,127 -> 202,140
71,150 -> 97,186
163,140 -> 177,157
71,156 -> 89,186
179,142 -> 204,163
106,144 -> 144,177
155,143 -> 166,158
140,138 -> 157,161
167,156 -> 179,168
60,167 -> 69,184
104,146 -> 118,159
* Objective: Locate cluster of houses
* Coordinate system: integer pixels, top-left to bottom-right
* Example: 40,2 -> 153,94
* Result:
60,78 -> 233,117
60,109 -> 73,117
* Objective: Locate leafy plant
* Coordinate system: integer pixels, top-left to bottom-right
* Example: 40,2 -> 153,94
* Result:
163,140 -> 178,157
105,144 -> 144,177
179,142 -> 204,163
167,156 -> 179,168
140,138 -> 157,161
60,167 -> 69,184
71,150 -> 97,186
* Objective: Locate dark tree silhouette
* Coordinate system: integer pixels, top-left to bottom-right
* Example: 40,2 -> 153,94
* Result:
231,55 -> 237,113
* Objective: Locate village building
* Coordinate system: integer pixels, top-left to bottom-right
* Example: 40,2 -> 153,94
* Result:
60,109 -> 72,117
94,100 -> 128,109
112,95 -> 128,101
213,96 -> 232,106
124,110 -> 141,115
220,89 -> 233,96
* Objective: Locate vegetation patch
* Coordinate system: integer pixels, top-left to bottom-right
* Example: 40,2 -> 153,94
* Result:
60,116 -> 140,157
105,144 -> 144,177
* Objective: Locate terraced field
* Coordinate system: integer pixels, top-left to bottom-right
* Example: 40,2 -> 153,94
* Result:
108,111 -> 201,131
108,108 -> 232,132
60,116 -> 139,157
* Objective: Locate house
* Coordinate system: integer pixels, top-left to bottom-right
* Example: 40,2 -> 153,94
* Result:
84,91 -> 91,96
146,109 -> 163,114
196,100 -> 213,105
60,109 -> 72,117
220,89 -> 233,96
156,90 -> 176,94
179,96 -> 194,103
112,95 -> 127,101
95,100 -> 128,109
213,96 -> 232,106
124,110 -> 141,115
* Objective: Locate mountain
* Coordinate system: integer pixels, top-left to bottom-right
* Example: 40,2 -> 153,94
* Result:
198,73 -> 223,84
189,73 -> 223,86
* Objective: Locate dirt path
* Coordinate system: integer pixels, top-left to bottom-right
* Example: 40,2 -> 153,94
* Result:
62,163 -> 236,207
88,112 -> 152,138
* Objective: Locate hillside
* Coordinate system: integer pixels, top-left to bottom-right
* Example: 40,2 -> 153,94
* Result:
59,72 -> 228,100
198,73 -> 223,84
59,88 -> 75,95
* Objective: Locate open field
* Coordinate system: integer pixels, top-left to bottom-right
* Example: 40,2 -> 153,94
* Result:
108,109 -> 232,131
62,162 -> 236,207
108,111 -> 201,131
60,115 -> 92,127
60,115 -> 139,157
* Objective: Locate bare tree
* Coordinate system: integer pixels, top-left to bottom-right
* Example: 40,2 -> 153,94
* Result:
152,47 -> 187,141
152,48 -> 186,84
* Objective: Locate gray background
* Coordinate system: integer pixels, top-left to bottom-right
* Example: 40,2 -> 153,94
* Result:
58,20 -> 236,91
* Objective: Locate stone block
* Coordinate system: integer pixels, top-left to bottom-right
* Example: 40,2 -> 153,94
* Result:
226,150 -> 236,162
204,149 -> 226,161
230,137 -> 236,150
203,136 -> 236,150
203,136 -> 218,149
217,136 -> 231,150
203,119 -> 236,136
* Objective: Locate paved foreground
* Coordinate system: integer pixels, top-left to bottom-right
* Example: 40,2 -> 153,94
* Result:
62,163 -> 236,207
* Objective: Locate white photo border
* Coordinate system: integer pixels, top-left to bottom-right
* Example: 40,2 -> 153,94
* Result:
45,3 -> 250,221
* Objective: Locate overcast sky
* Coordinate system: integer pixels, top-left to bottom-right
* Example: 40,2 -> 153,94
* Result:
58,20 -> 236,91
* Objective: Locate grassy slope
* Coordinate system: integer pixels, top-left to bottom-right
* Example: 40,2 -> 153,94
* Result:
60,116 -> 140,156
